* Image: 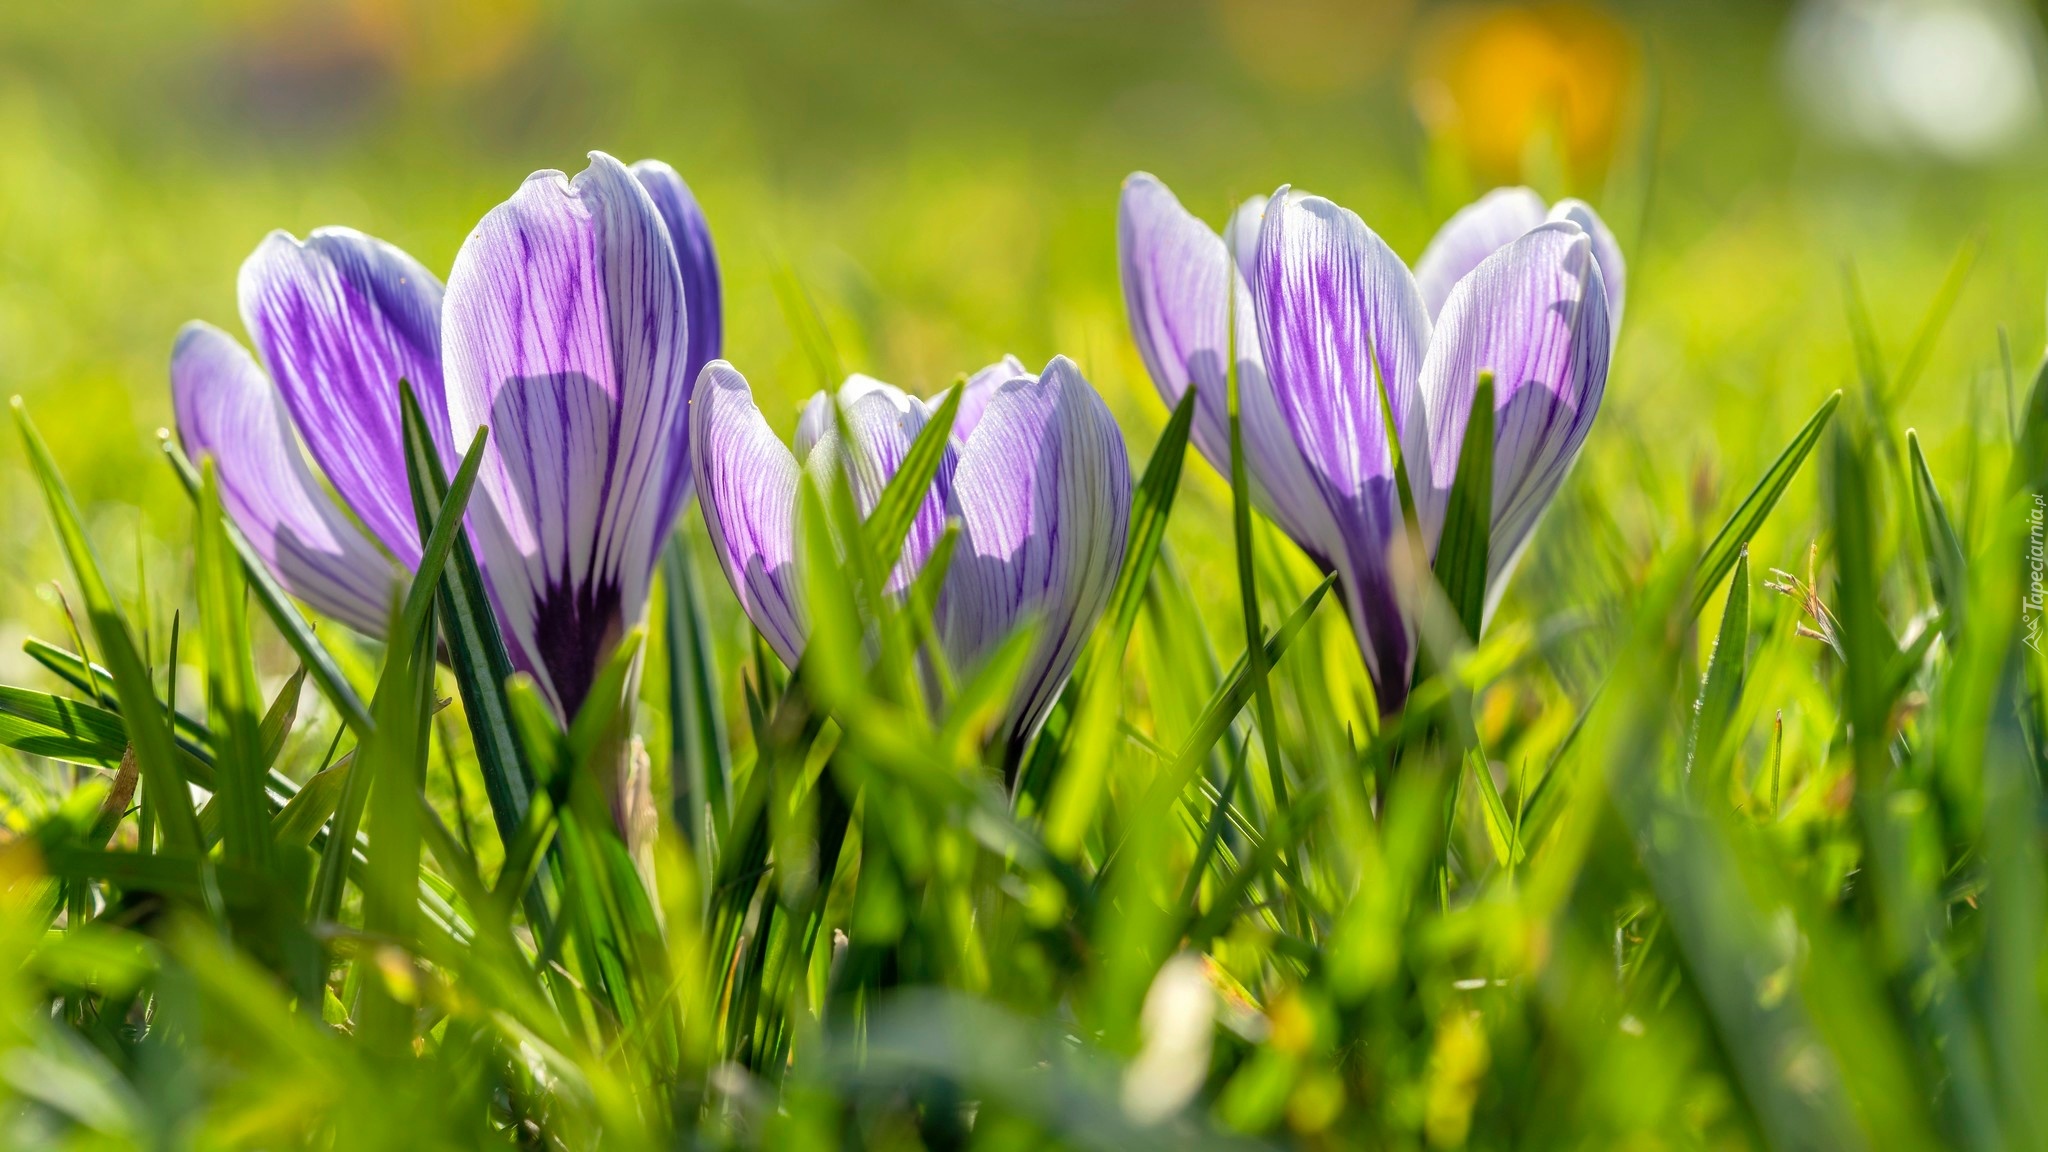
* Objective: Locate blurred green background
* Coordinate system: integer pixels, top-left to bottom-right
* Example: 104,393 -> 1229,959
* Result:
0,0 -> 2041,685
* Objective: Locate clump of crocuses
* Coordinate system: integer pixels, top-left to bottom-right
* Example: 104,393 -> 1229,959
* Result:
692,355 -> 1130,749
1119,175 -> 1618,712
172,152 -> 721,722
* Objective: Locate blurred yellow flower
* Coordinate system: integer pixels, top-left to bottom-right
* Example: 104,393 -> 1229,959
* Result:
1412,2 -> 1637,185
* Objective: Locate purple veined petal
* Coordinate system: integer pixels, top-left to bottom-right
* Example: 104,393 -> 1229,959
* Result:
631,158 -> 722,546
1412,187 -> 1547,322
941,355 -> 1131,746
1116,173 -> 1246,479
171,321 -> 400,637
1224,195 -> 1266,281
237,226 -> 449,569
1419,222 -> 1610,610
947,354 -> 1029,444
799,380 -> 959,593
693,361 -> 807,668
795,374 -> 908,461
1546,198 -> 1625,341
442,150 -> 691,718
1253,186 -> 1433,708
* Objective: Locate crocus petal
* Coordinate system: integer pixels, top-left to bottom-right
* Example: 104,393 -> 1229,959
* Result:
1253,187 -> 1433,705
631,158 -> 723,542
948,354 -> 1029,443
171,321 -> 399,637
1412,187 -> 1547,322
1419,222 -> 1610,594
1546,198 -> 1625,340
1117,175 -> 1332,552
1116,173 -> 1244,476
237,226 -> 448,568
941,356 -> 1130,744
693,361 -> 806,668
1224,195 -> 1266,281
800,380 -> 958,593
795,374 -> 907,461
442,151 -> 691,717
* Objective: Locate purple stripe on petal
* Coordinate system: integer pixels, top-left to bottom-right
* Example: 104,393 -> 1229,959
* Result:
172,321 -> 399,637
693,361 -> 807,668
442,151 -> 691,718
1547,198 -> 1625,342
941,356 -> 1130,745
1413,187 -> 1547,322
237,227 -> 448,568
801,378 -> 958,593
1117,176 -> 1337,556
948,355 -> 1029,444
632,158 -> 721,549
1420,222 -> 1610,595
1253,188 -> 1432,705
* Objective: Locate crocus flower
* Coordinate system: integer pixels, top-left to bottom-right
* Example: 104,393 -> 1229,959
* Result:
1119,175 -> 1616,711
172,151 -> 721,720
693,355 -> 1130,744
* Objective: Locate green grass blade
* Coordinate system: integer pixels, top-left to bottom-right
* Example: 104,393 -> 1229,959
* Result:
865,383 -> 959,579
397,386 -> 535,847
14,398 -> 201,855
662,531 -> 731,860
1889,236 -> 1979,407
0,685 -> 129,768
1687,547 -> 1749,788
161,434 -> 373,736
1107,384 -> 1197,642
1691,390 -> 1841,619
195,459 -> 273,871
1906,430 -> 1967,627
1435,372 -> 1496,642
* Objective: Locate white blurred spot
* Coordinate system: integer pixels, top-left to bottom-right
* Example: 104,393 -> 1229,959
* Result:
1120,954 -> 1217,1125
1784,0 -> 2043,162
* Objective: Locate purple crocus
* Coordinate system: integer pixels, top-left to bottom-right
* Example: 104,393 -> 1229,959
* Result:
693,355 -> 1130,744
171,152 -> 722,720
1119,175 -> 1616,711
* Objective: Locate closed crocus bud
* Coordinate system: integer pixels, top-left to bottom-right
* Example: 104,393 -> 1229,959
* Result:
695,355 -> 1130,749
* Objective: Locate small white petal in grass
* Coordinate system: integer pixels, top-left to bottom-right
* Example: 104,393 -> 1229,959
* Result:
1120,954 -> 1217,1126
442,150 -> 691,717
941,356 -> 1130,745
693,361 -> 806,668
171,321 -> 399,638
237,226 -> 449,568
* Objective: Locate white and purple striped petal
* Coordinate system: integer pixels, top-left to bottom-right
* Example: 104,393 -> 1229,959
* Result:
1116,175 -> 1333,554
1546,199 -> 1625,341
631,158 -> 722,548
237,227 -> 448,569
948,355 -> 1029,444
1420,222 -> 1610,598
442,151 -> 691,718
799,378 -> 958,593
940,356 -> 1131,745
171,322 -> 400,637
795,374 -> 911,461
693,361 -> 806,668
1412,187 -> 1547,322
1253,187 -> 1433,706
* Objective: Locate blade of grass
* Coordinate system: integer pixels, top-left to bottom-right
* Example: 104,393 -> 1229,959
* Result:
1691,390 -> 1841,619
